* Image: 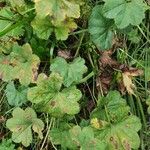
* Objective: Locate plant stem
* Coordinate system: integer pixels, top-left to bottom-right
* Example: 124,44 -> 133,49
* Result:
135,96 -> 147,130
78,71 -> 94,84
40,117 -> 54,150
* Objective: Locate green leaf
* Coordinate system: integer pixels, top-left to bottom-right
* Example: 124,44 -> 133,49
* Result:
5,81 -> 28,106
89,5 -> 114,50
6,107 -> 44,147
27,73 -> 82,117
103,0 -> 146,29
50,123 -> 77,149
90,91 -> 141,150
0,139 -> 16,150
31,16 -> 77,40
0,7 -> 24,40
0,43 -> 40,85
32,0 -> 81,40
54,19 -> 77,40
92,116 -> 141,150
50,124 -> 106,150
31,16 -> 53,40
50,57 -> 87,87
91,91 -> 130,123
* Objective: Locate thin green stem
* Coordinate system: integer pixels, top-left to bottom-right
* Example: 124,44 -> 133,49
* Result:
135,95 -> 147,130
74,32 -> 85,57
78,71 -> 94,84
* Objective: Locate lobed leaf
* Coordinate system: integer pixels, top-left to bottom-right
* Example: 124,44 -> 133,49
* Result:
103,0 -> 146,29
6,107 -> 44,147
50,57 -> 87,87
89,5 -> 114,50
0,43 -> 40,85
28,73 -> 82,117
5,81 -> 28,106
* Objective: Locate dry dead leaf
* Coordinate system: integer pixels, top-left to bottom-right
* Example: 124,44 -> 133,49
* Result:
122,68 -> 143,94
57,50 -> 72,59
99,50 -> 118,67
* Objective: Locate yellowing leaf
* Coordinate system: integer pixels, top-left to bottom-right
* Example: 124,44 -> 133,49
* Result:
28,73 -> 82,117
32,0 -> 82,40
34,0 -> 80,21
6,107 -> 44,147
91,91 -> 141,150
0,43 -> 40,85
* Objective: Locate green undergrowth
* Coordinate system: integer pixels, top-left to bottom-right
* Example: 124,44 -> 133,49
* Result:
0,0 -> 150,150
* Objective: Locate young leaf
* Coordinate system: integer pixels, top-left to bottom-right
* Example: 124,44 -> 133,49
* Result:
0,43 -> 40,85
27,73 -> 82,117
103,0 -> 146,29
6,107 -> 44,147
50,57 -> 87,87
5,82 -> 28,106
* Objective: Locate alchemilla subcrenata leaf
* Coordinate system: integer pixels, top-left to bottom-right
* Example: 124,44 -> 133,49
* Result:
103,0 -> 146,29
32,0 -> 82,40
50,125 -> 107,150
27,73 -> 82,117
90,91 -> 142,150
6,107 -> 44,147
5,81 -> 28,106
50,57 -> 87,87
0,43 -> 40,85
89,5 -> 114,50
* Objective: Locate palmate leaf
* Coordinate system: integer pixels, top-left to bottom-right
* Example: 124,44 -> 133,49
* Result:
91,91 -> 130,123
89,5 -> 114,50
50,57 -> 87,87
103,0 -> 146,29
31,16 -> 77,40
27,73 -> 82,117
34,0 -> 80,22
5,81 -> 28,106
91,116 -> 141,150
91,91 -> 142,150
31,16 -> 53,40
0,43 -> 40,85
50,124 -> 106,150
6,107 -> 44,147
31,0 -> 82,40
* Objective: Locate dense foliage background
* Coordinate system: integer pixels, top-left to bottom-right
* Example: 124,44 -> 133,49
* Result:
0,0 -> 150,149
